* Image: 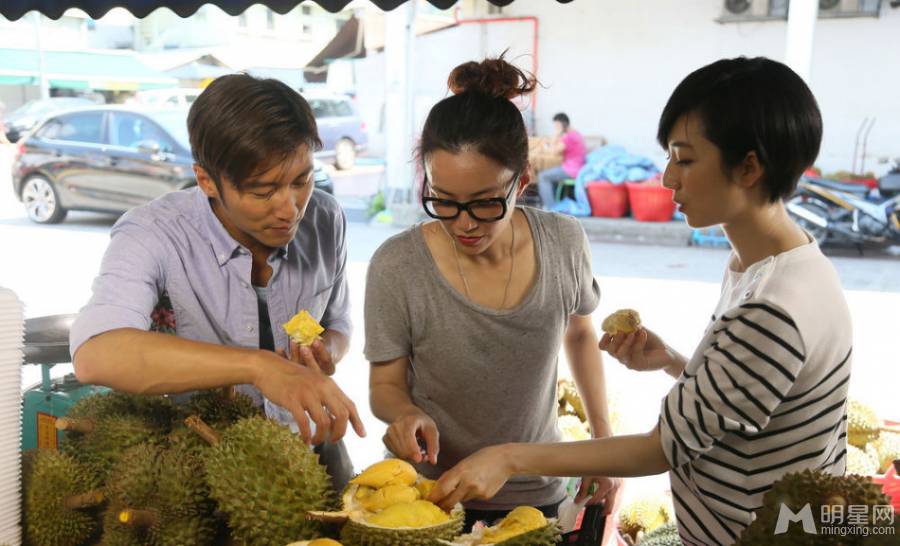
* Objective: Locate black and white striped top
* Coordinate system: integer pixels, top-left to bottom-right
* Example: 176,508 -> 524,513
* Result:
658,241 -> 852,546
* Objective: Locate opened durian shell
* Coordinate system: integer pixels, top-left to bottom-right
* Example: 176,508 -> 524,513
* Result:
439,506 -> 561,546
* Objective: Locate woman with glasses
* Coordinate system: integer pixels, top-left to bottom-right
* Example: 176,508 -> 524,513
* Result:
363,56 -> 620,531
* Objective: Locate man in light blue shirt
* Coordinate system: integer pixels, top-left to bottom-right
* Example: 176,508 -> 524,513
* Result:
70,74 -> 365,487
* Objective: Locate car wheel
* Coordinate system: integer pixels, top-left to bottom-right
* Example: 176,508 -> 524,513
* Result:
21,175 -> 67,224
335,138 -> 356,170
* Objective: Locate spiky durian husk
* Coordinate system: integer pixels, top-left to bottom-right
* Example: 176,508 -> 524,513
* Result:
736,469 -> 890,546
873,432 -> 900,474
638,522 -> 681,546
25,450 -> 103,546
203,417 -> 335,545
340,506 -> 464,546
847,444 -> 880,475
490,522 -> 561,546
66,391 -> 136,420
61,414 -> 167,480
101,442 -> 217,546
619,496 -> 672,539
184,388 -> 262,426
847,399 -> 880,448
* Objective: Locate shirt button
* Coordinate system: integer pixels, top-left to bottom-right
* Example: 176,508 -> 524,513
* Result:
743,290 -> 753,299
246,325 -> 254,332
218,253 -> 225,261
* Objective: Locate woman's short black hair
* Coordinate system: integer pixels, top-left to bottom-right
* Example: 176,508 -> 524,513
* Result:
187,73 -> 322,191
657,57 -> 822,202
552,112 -> 570,128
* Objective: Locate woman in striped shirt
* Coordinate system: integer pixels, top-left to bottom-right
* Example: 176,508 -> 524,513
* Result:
428,56 -> 852,546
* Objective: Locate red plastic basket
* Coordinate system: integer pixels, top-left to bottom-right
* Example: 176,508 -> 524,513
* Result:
586,181 -> 629,218
625,182 -> 676,222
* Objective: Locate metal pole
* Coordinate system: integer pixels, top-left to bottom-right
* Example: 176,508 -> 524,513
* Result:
785,0 -> 818,83
33,11 -> 50,99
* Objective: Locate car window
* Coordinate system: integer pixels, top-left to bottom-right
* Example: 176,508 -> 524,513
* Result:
40,112 -> 104,144
111,113 -> 176,152
332,100 -> 353,117
308,99 -> 333,118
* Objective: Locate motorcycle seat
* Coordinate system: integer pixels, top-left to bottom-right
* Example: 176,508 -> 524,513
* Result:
806,177 -> 870,195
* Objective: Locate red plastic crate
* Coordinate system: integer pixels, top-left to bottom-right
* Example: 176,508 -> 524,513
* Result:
586,181 -> 629,218
625,182 -> 676,222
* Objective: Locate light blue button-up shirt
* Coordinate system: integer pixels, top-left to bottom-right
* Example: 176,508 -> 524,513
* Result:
70,186 -> 351,402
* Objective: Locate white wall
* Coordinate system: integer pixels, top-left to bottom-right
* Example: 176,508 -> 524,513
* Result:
486,0 -> 900,176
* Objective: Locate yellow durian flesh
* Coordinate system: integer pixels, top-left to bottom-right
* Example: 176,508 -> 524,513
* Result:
365,500 -> 451,529
358,484 -> 420,512
282,310 -> 325,346
349,459 -> 418,489
287,540 -> 344,546
415,478 -> 436,499
601,309 -> 641,335
481,506 -> 547,543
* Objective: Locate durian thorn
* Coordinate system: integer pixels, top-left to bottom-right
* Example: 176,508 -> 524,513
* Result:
62,490 -> 105,510
184,415 -> 220,445
306,511 -> 349,524
118,508 -> 158,527
56,417 -> 95,433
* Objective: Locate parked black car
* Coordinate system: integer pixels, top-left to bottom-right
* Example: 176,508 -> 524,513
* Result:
12,106 -> 333,224
4,97 -> 95,142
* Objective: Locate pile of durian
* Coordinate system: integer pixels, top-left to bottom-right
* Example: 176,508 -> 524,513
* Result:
24,390 -> 564,546
617,495 -> 675,545
736,469 -> 898,545
846,398 -> 900,476
22,388 -> 339,546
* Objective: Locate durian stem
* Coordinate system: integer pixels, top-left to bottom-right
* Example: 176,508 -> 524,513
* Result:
56,417 -> 95,433
118,508 -> 158,528
184,415 -> 220,445
62,490 -> 105,510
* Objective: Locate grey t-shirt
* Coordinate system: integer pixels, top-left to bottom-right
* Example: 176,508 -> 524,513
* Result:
364,206 -> 600,510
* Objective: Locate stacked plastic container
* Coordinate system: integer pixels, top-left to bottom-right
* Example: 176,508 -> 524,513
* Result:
0,287 -> 24,545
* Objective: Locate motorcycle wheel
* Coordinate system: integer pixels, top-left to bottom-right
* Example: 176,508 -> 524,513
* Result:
789,200 -> 830,245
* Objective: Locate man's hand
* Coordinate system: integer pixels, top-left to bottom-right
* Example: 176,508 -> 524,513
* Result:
599,328 -> 683,376
383,409 -> 440,465
277,338 -> 335,375
254,351 -> 365,445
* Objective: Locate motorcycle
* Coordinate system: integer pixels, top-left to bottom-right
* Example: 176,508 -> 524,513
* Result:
786,160 -> 900,249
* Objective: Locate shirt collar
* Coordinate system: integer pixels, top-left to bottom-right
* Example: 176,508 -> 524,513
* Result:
195,188 -> 291,266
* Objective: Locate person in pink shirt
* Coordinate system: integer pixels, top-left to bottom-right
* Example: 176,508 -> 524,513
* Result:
537,112 -> 586,209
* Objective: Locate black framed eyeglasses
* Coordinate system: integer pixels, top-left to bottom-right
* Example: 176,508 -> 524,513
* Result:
421,172 -> 520,222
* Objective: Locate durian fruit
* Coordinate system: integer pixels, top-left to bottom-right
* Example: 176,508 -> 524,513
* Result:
283,309 -> 325,346
618,496 -> 673,542
873,432 -> 900,473
637,522 -> 681,546
847,399 -> 880,448
57,413 -> 168,479
846,444 -> 880,476
556,379 -> 586,422
308,459 -> 464,546
182,387 -> 262,426
439,506 -> 561,546
24,450 -> 105,546
100,441 -> 216,546
601,309 -> 641,335
66,391 -> 178,430
736,469 -> 891,545
288,540 -> 344,546
186,415 -> 335,545
558,414 -> 590,442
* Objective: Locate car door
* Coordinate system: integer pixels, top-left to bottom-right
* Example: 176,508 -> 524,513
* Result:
36,111 -> 115,210
309,98 -> 338,156
105,112 -> 185,206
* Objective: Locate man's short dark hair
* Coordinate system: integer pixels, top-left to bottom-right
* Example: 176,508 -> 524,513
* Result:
657,57 -> 822,203
187,73 -> 322,191
552,112 -> 570,128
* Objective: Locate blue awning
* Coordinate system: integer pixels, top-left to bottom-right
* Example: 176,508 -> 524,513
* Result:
0,1 -> 574,21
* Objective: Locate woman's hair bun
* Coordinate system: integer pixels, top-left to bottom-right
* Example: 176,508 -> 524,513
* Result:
447,53 -> 537,100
